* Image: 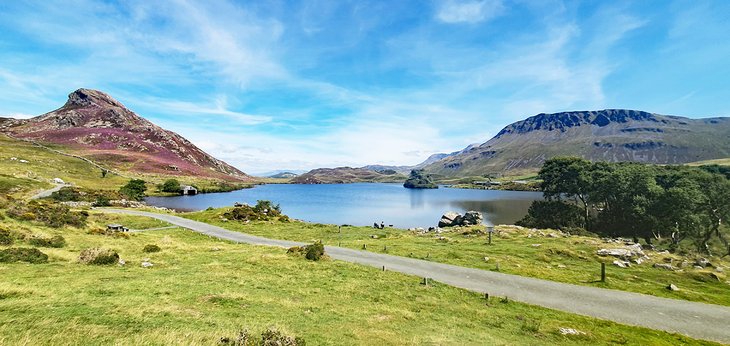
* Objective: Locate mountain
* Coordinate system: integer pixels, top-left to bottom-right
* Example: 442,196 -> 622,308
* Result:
362,151 -> 470,175
425,109 -> 730,177
0,88 -> 252,181
268,172 -> 299,179
291,167 -> 407,184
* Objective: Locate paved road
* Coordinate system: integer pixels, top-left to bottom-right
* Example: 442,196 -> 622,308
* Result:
30,183 -> 69,200
102,208 -> 730,344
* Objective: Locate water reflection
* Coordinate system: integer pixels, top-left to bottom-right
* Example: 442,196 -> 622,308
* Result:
145,183 -> 542,229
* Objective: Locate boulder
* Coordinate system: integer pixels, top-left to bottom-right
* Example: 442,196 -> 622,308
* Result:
438,212 -> 462,227
559,328 -> 586,336
667,284 -> 680,291
696,258 -> 712,268
613,260 -> 630,268
597,244 -> 644,260
461,211 -> 483,226
653,263 -> 675,271
438,211 -> 484,227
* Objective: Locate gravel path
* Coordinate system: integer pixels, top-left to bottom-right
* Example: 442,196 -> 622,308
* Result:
102,208 -> 730,344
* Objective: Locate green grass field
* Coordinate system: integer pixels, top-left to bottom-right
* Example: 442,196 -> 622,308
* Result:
184,209 -> 730,306
0,211 -> 716,345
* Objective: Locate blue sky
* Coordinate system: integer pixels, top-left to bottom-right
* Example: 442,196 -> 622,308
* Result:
1,0 -> 728,174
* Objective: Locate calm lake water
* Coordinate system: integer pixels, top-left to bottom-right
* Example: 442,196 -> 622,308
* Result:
145,183 -> 543,229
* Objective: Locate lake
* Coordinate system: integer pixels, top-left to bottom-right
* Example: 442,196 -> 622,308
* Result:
145,183 -> 543,229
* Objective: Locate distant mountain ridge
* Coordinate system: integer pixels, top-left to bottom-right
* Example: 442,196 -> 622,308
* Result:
425,109 -> 730,177
291,167 -> 407,184
0,88 -> 252,181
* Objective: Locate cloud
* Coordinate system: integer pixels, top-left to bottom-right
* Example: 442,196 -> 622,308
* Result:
436,0 -> 505,24
148,97 -> 272,126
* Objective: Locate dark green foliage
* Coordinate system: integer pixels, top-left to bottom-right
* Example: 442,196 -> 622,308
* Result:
0,247 -> 48,264
78,248 -> 119,265
219,327 -> 305,346
223,200 -> 283,222
92,195 -> 111,207
404,169 -> 438,189
143,244 -> 161,253
699,164 -> 730,179
160,179 -> 181,193
28,235 -> 66,248
521,157 -> 730,254
516,201 -> 583,230
49,186 -> 82,202
119,179 -> 147,201
305,241 -> 325,261
0,229 -> 13,245
6,201 -> 88,228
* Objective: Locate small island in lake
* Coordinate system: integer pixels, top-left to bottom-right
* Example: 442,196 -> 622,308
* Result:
403,169 -> 438,189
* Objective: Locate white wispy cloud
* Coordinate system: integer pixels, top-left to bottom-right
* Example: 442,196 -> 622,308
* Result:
436,0 -> 505,24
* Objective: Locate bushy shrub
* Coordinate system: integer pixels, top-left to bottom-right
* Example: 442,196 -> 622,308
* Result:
119,179 -> 147,201
92,195 -> 112,207
305,241 -> 325,261
142,244 -> 161,253
219,327 -> 305,346
223,200 -> 284,222
6,201 -> 88,228
0,247 -> 48,264
78,248 -> 119,265
516,201 -> 583,230
0,229 -> 12,245
88,228 -> 130,239
159,179 -> 181,193
50,187 -> 82,202
28,234 -> 66,248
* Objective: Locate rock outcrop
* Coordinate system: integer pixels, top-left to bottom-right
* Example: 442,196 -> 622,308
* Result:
438,211 -> 483,227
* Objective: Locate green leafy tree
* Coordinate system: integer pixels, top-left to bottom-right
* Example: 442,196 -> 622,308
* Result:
538,157 -> 594,228
119,179 -> 147,201
160,179 -> 181,193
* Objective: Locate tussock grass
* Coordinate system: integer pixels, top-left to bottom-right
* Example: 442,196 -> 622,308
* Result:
185,208 -> 730,306
0,213 -> 716,345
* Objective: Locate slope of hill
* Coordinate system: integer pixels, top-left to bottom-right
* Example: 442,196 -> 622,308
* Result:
291,167 -> 407,184
0,89 -> 252,182
425,109 -> 730,177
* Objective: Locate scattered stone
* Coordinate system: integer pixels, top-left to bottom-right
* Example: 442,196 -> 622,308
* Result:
634,255 -> 650,265
559,328 -> 586,336
483,257 -> 490,262
547,233 -> 560,238
461,211 -> 483,226
19,159 -> 29,163
557,264 -> 567,269
141,261 -> 153,268
653,263 -> 675,271
694,265 -> 704,270
613,260 -> 630,268
667,284 -> 680,291
716,267 -> 725,273
696,258 -> 712,268
415,227 -> 425,233
370,234 -> 379,239
118,259 -> 126,266
679,261 -> 690,268
211,247 -> 221,251
531,244 -> 542,247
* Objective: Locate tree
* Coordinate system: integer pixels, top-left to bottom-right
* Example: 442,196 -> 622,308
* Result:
119,179 -> 147,201
160,179 -> 181,193
516,200 -> 584,230
538,157 -> 593,228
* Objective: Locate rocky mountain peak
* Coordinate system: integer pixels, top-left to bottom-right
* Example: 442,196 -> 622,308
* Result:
495,109 -> 661,138
64,88 -> 126,109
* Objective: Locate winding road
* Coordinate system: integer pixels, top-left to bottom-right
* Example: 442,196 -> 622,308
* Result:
102,208 -> 730,344
30,183 -> 70,200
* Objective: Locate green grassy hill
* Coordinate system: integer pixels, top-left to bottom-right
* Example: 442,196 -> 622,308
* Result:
0,210 -> 714,345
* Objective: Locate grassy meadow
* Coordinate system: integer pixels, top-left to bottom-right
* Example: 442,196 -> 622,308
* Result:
184,209 -> 730,306
0,210 -> 717,345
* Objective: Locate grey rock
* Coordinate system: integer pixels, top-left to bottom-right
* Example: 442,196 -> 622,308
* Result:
613,260 -> 630,268
667,284 -> 680,291
653,263 -> 675,271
